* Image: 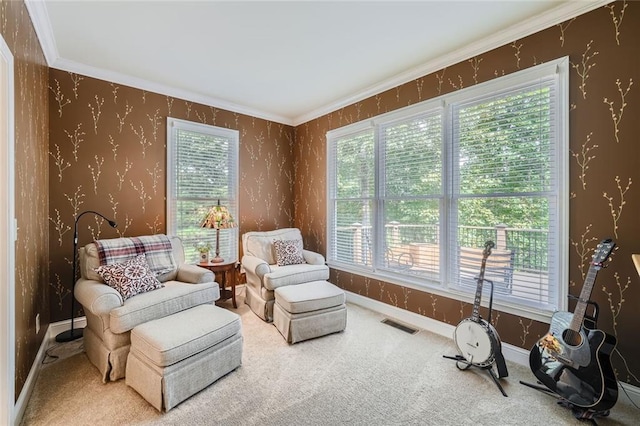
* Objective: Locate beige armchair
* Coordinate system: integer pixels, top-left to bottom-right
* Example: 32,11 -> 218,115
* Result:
242,228 -> 329,321
75,235 -> 219,382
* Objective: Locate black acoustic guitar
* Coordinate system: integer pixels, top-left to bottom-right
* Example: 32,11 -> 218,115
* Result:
529,238 -> 618,412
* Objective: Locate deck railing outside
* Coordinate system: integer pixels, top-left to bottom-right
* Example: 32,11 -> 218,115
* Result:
335,222 -> 550,303
336,222 -> 548,273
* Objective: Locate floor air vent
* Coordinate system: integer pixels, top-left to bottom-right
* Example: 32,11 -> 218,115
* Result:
381,318 -> 418,335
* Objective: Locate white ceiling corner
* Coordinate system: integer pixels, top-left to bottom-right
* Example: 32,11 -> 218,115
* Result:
24,0 -> 58,65
26,1 -> 613,127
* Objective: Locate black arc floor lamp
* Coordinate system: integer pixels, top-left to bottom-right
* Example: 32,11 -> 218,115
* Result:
55,210 -> 117,343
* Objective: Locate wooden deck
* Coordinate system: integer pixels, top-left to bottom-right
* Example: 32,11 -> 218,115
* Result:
385,242 -> 550,303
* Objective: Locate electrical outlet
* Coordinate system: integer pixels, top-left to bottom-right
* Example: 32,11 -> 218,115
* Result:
35,313 -> 40,334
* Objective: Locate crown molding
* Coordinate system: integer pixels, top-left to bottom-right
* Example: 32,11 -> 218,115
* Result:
291,0 -> 614,126
24,0 -> 58,66
24,0 -> 294,126
51,57 -> 294,126
25,0 -> 613,128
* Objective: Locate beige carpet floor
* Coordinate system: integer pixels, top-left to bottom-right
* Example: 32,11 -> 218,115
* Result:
21,292 -> 639,425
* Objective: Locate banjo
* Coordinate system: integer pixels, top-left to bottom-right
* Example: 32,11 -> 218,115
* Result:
453,240 -> 506,375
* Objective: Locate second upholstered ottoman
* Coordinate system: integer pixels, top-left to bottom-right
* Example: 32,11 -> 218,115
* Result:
273,281 -> 347,344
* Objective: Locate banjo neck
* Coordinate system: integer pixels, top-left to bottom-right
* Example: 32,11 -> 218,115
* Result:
471,241 -> 494,323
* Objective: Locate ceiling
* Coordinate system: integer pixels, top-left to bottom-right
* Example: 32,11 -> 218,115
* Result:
27,1 -> 609,126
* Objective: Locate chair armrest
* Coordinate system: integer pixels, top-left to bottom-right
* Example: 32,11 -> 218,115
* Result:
241,255 -> 271,279
302,250 -> 325,265
176,264 -> 215,284
74,278 -> 123,316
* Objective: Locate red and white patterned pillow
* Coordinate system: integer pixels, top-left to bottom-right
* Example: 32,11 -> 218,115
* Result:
94,254 -> 164,301
273,239 -> 306,266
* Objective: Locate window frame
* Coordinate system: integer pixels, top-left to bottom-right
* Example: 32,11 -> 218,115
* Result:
166,117 -> 239,263
326,57 -> 569,322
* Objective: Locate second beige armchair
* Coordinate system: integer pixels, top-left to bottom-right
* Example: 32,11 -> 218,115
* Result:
241,228 -> 329,321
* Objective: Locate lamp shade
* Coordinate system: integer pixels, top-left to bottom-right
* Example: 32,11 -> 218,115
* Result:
201,201 -> 236,264
201,202 -> 236,230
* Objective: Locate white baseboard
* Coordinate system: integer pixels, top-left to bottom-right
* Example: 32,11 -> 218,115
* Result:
47,316 -> 87,341
347,291 -> 455,338
346,291 -> 528,366
346,291 -> 640,406
13,316 -> 87,426
12,326 -> 49,426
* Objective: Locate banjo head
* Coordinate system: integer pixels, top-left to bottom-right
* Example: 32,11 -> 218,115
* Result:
454,318 -> 495,367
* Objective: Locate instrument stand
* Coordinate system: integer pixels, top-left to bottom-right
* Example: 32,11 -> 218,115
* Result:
445,278 -> 508,397
519,380 -> 610,424
443,354 -> 508,397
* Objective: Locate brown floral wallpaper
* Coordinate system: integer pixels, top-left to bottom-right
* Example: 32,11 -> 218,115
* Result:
47,70 -> 295,327
0,0 -> 49,399
295,1 -> 640,387
3,0 -> 640,404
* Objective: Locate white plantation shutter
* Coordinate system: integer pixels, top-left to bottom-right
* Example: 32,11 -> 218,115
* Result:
167,118 -> 239,262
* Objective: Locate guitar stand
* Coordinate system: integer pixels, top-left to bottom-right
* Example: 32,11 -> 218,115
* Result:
519,379 -> 556,397
445,277 -> 508,397
443,354 -> 508,397
519,380 -> 610,424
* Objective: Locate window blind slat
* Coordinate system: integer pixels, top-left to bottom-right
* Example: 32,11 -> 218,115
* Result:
381,111 -> 442,198
453,80 -> 555,196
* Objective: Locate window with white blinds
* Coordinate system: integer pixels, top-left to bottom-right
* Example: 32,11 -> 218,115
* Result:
379,110 -> 443,280
328,127 -> 375,268
449,76 -> 560,313
327,57 -> 568,319
167,118 -> 239,263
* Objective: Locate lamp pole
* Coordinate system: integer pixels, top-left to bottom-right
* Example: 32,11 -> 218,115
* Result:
55,210 -> 117,343
210,199 -> 223,263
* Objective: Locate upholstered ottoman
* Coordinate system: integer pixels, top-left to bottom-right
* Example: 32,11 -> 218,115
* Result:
125,304 -> 243,411
273,281 -> 347,344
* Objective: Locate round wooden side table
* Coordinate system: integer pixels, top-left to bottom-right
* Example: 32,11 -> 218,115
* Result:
197,260 -> 238,308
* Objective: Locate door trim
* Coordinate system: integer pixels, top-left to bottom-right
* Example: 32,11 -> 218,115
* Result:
0,32 -> 16,425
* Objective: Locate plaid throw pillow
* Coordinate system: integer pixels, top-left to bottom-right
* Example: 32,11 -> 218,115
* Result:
94,254 -> 164,301
273,239 -> 306,266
